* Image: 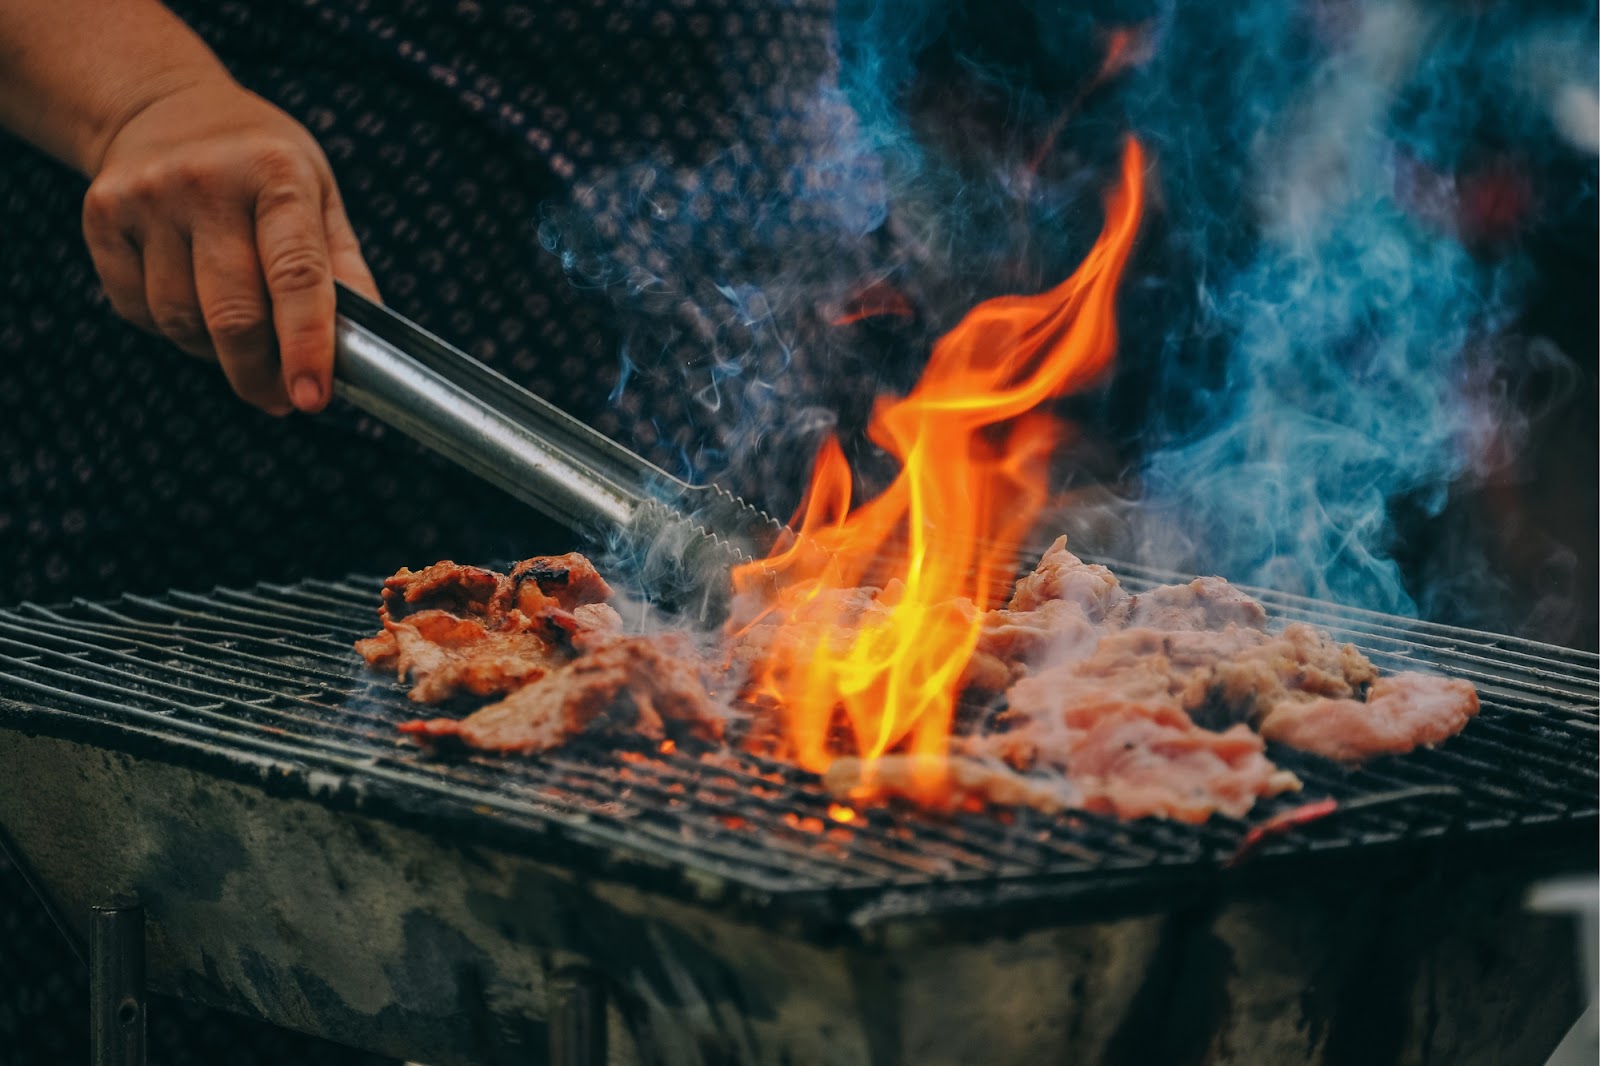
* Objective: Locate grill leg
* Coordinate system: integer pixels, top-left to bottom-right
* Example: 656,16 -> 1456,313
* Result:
548,969 -> 605,1066
90,904 -> 146,1066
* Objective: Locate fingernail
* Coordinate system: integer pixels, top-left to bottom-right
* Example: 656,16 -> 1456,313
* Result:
291,375 -> 323,412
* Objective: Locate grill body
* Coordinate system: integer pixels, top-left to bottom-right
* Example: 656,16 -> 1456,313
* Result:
0,571 -> 1595,1064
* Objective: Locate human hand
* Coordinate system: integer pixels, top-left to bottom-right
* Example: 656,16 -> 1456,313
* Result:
81,77 -> 378,415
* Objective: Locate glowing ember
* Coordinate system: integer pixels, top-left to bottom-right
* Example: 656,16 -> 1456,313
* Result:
731,138 -> 1147,804
826,803 -> 858,824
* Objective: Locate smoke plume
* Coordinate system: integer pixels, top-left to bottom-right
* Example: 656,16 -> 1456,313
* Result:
539,0 -> 1597,641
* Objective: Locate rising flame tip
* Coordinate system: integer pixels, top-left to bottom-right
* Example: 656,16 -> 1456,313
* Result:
733,138 -> 1149,804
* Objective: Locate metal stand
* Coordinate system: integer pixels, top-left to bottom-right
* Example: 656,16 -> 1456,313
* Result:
90,904 -> 146,1066
548,969 -> 606,1066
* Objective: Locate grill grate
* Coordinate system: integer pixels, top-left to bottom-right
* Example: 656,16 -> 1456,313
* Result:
0,568 -> 1594,928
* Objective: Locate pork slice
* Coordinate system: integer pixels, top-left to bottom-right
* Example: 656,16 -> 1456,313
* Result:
1258,672 -> 1480,762
975,599 -> 1099,670
974,676 -> 1300,823
370,553 -> 612,633
1185,623 -> 1378,729
1028,623 -> 1375,731
987,628 -> 1310,821
572,602 -> 623,630
1108,576 -> 1268,632
1062,710 -> 1300,823
1006,655 -> 1184,728
400,634 -> 723,753
386,609 -> 568,702
970,677 -> 1179,774
499,553 -> 614,615
379,560 -> 508,622
354,629 -> 400,669
1007,536 -> 1129,620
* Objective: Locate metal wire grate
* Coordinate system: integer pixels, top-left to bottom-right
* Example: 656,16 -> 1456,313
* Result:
0,569 -> 1594,926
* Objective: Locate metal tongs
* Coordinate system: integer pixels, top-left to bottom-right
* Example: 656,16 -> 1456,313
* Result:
331,284 -> 786,619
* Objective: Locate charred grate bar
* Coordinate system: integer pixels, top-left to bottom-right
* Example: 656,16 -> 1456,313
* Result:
0,569 -> 1594,933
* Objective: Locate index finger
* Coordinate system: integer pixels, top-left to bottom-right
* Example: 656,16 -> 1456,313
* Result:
254,181 -> 334,413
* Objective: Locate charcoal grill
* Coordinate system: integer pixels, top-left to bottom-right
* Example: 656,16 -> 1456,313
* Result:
0,562 -> 1595,1066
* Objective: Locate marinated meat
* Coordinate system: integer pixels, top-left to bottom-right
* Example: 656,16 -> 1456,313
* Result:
379,561 -> 506,622
1006,536 -> 1128,620
1259,673 -> 1480,762
1194,623 -> 1377,727
399,634 -> 724,753
358,555 -> 620,703
385,610 -> 568,702
499,553 -> 613,615
966,598 -> 1100,692
375,554 -> 611,628
1108,576 -> 1269,632
979,685 -> 1299,821
1001,618 -> 1381,742
1053,709 -> 1299,822
1036,622 -> 1379,730
359,539 -> 1482,824
353,629 -> 400,668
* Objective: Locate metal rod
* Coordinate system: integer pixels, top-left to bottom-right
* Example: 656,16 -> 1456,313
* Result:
0,826 -> 84,966
548,969 -> 606,1066
90,904 -> 145,1066
334,286 -> 665,531
333,316 -> 639,531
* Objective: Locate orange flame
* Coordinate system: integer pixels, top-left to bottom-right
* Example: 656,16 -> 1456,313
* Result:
1027,24 -> 1155,177
731,137 -> 1147,802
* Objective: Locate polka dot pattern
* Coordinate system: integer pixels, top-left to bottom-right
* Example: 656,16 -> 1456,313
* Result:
0,0 -> 892,610
0,0 -> 911,1061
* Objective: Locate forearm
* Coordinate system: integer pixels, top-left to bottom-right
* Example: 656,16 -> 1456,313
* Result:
0,0 -> 231,175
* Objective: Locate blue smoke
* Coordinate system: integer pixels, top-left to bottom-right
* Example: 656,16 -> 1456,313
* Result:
1118,0 -> 1593,618
542,0 -> 1594,633
833,0 -> 1592,625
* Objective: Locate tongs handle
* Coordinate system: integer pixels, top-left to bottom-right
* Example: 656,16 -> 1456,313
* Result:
330,284 -> 685,531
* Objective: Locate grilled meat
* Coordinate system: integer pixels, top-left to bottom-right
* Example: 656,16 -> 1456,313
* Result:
1258,673 -> 1480,762
357,540 -> 1481,822
358,556 -> 621,702
1009,622 -> 1380,731
501,553 -> 613,614
965,598 -> 1101,694
399,634 -> 723,753
824,754 -> 1079,815
371,554 -> 612,630
386,608 -> 617,703
1007,536 -> 1127,619
1055,708 -> 1299,822
990,543 -> 1447,766
377,560 -> 506,623
1107,575 -> 1270,632
979,676 -> 1300,821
